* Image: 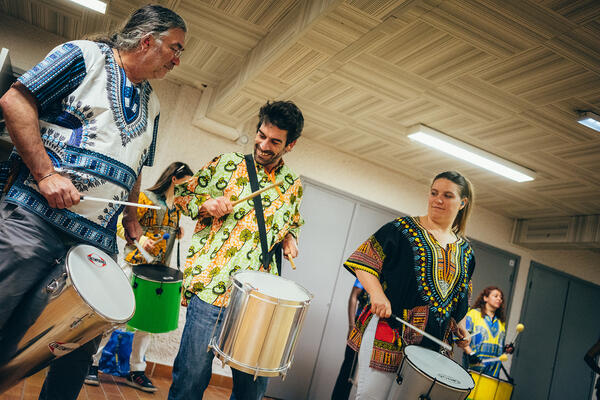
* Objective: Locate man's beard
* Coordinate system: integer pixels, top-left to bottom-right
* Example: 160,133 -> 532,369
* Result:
254,145 -> 283,166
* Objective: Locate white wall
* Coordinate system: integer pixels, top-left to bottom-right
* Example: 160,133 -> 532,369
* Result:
3,14 -> 599,370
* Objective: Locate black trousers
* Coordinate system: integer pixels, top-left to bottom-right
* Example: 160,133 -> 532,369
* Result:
38,335 -> 102,400
0,202 -> 103,399
331,344 -> 358,400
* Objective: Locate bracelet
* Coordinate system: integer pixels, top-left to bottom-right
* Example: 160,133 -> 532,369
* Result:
37,171 -> 57,184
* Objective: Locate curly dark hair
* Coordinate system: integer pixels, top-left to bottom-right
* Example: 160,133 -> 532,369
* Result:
256,101 -> 304,145
472,286 -> 506,323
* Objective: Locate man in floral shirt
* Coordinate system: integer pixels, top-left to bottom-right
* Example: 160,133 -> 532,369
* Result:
168,101 -> 304,400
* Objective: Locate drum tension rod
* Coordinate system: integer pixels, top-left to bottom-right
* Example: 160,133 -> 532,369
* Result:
156,283 -> 164,295
419,378 -> 436,400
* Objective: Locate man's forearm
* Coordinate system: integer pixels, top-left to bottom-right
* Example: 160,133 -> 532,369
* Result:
124,173 -> 142,217
0,85 -> 53,181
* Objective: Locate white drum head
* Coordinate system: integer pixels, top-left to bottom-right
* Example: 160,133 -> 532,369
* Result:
67,244 -> 135,322
233,271 -> 312,302
404,345 -> 474,390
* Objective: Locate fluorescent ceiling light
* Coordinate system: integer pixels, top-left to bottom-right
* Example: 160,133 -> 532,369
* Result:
407,124 -> 536,182
68,0 -> 107,14
577,111 -> 600,133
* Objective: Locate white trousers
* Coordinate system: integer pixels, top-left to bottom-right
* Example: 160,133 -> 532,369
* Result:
91,329 -> 151,372
355,315 -> 396,400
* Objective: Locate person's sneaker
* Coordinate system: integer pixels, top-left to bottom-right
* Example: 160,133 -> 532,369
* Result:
84,365 -> 99,386
125,371 -> 158,392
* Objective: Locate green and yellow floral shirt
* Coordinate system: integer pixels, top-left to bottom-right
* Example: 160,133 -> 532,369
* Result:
174,152 -> 304,307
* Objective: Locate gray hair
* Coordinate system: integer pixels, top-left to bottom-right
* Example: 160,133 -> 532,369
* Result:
91,5 -> 186,50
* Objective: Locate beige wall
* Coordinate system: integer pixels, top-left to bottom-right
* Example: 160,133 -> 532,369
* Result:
3,14 -> 599,370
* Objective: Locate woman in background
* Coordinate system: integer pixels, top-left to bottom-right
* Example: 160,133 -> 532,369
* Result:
463,286 -> 514,378
85,162 -> 193,392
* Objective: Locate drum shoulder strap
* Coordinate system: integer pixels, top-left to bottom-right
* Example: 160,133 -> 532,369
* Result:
244,154 -> 277,273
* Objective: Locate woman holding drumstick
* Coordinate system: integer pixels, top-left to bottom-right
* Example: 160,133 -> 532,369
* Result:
344,171 -> 476,399
463,286 -> 514,378
85,162 -> 192,391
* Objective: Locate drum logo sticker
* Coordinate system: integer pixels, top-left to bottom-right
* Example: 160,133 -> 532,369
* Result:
48,342 -> 81,356
87,253 -> 107,268
437,373 -> 460,384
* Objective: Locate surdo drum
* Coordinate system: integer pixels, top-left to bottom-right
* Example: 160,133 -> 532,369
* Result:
467,370 -> 514,400
209,270 -> 313,378
387,345 -> 475,400
128,264 -> 184,333
0,245 -> 135,393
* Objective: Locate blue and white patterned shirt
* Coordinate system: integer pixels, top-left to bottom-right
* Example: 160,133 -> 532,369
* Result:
0,40 -> 160,253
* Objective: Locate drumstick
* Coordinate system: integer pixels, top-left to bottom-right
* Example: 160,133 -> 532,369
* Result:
80,195 -> 162,210
482,354 -> 508,364
133,239 -> 154,263
231,181 -> 283,206
287,256 -> 296,270
391,314 -> 452,351
514,323 -> 525,341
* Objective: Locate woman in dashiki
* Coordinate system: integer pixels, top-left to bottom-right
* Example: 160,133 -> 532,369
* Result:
463,286 -> 514,378
344,171 -> 476,399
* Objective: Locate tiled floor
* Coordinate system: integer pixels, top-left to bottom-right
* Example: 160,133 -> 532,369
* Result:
0,369 -> 271,400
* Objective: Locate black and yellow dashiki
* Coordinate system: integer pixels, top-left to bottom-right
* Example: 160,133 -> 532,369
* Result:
344,216 -> 475,372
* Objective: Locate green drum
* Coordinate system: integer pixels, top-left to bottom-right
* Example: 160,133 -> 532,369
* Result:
128,264 -> 184,333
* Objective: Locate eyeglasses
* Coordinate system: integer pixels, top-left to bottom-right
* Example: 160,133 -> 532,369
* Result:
169,45 -> 184,59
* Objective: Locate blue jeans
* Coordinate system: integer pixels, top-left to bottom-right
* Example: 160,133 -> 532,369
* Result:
168,295 -> 269,400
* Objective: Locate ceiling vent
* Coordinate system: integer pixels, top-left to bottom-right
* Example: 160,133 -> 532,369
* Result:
512,215 -> 600,250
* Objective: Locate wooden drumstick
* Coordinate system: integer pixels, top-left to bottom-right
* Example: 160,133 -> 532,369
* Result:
391,314 -> 452,351
231,181 -> 283,206
454,331 -> 482,342
80,195 -> 162,210
287,256 -> 296,270
482,354 -> 508,364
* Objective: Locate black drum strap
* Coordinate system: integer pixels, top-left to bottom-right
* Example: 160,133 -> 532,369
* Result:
244,154 -> 278,274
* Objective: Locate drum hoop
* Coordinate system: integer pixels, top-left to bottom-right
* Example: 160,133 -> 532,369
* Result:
231,270 -> 314,303
468,369 -> 514,385
66,246 -> 135,323
131,264 -> 184,283
242,288 -> 311,308
403,346 -> 475,391
131,274 -> 183,284
209,337 -> 291,375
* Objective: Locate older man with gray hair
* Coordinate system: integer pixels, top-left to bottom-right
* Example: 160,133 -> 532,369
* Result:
0,5 -> 185,399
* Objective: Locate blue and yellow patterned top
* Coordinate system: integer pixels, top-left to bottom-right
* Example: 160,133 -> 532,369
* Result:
464,308 -> 506,377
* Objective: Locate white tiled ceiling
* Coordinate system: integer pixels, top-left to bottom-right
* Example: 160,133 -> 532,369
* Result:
2,0 -> 600,221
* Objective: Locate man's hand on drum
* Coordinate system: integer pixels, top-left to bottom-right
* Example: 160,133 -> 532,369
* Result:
38,173 -> 80,209
201,197 -> 232,218
122,212 -> 143,244
283,233 -> 298,261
